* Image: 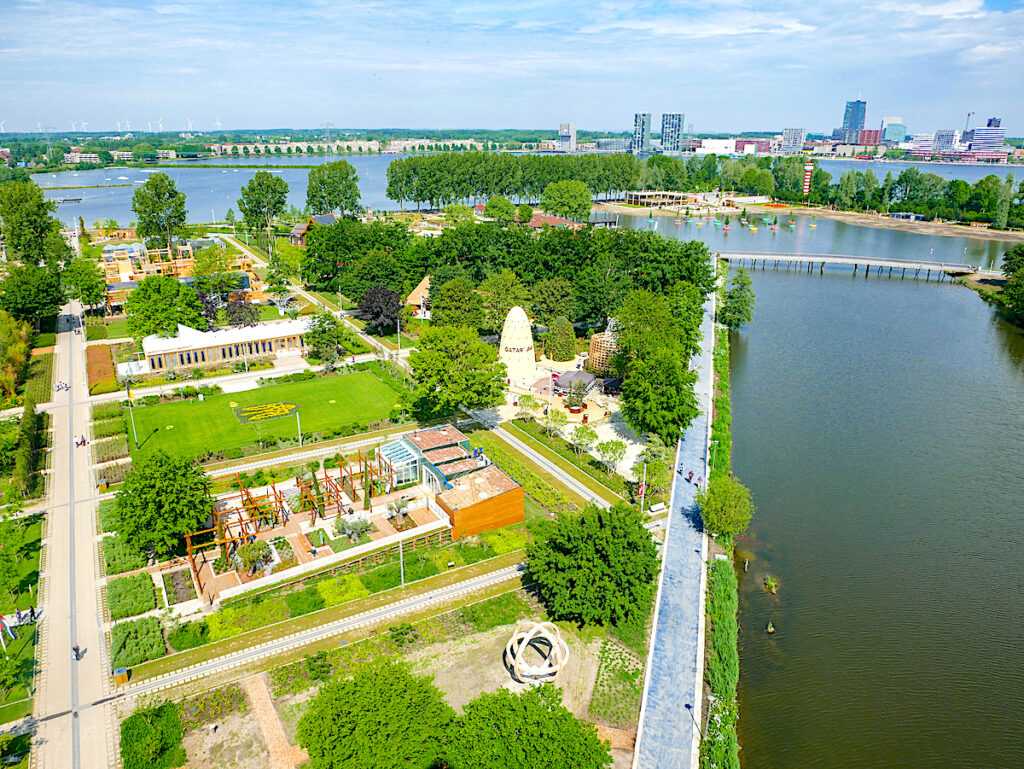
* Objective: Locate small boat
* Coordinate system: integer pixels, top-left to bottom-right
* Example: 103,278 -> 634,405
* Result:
695,220 -> 704,226
809,214 -> 818,229
771,216 -> 779,231
761,216 -> 772,224
748,225 -> 758,232
723,224 -> 731,232
713,218 -> 722,227
766,621 -> 776,635
787,222 -> 796,230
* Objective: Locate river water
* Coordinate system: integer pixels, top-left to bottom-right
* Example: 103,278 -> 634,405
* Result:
614,212 -> 1024,768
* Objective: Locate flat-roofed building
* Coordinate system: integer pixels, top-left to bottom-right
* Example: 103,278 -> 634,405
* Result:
141,319 -> 309,374
661,113 -> 684,152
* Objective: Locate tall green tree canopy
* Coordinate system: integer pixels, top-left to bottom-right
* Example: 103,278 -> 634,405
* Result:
304,310 -> 344,363
448,685 -> 612,769
115,451 -> 212,557
409,326 -> 506,417
0,264 -> 64,321
306,160 -> 362,217
0,180 -> 65,265
125,275 -> 205,338
192,244 -> 237,296
544,316 -> 576,361
620,349 -> 699,443
430,277 -> 483,329
131,173 -> 187,251
531,277 -> 575,326
358,284 -> 401,334
541,179 -> 593,221
296,658 -> 453,769
697,474 -> 755,540
720,268 -> 755,332
61,257 -> 105,307
527,502 -> 659,627
477,269 -> 530,333
238,171 -> 289,233
611,289 -> 680,372
483,195 -> 516,225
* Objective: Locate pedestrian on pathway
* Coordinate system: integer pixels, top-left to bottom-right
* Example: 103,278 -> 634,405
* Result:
72,644 -> 80,661
695,476 -> 702,487
29,606 -> 35,622
687,471 -> 694,482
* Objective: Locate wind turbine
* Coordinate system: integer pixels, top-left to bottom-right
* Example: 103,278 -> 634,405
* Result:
124,119 -> 131,131
71,120 -> 78,131
80,120 -> 88,132
214,117 -> 222,130
186,117 -> 194,131
0,121 -> 5,134
156,117 -> 163,132
147,121 -> 153,133
116,121 -> 122,132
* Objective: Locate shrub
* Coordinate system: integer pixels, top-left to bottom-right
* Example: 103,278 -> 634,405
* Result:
358,563 -> 402,593
98,499 -> 120,533
481,528 -> 527,555
108,574 -> 157,620
86,345 -> 119,395
103,535 -> 146,575
110,616 -> 166,667
167,620 -> 209,651
283,585 -> 326,617
206,598 -> 290,642
120,702 -> 185,769
316,574 -> 369,607
224,448 -> 243,460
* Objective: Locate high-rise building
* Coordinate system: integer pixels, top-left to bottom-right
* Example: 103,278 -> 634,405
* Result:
909,133 -> 935,155
836,100 -> 867,143
933,129 -> 959,152
632,113 -> 651,154
880,117 -> 907,143
661,113 -> 684,152
969,118 -> 1006,153
558,122 -> 577,153
858,129 -> 882,146
781,128 -> 806,154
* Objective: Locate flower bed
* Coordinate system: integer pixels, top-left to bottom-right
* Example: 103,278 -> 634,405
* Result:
86,345 -> 118,395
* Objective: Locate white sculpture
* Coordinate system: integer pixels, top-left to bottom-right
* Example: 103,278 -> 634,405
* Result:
504,621 -> 569,683
499,306 -> 536,388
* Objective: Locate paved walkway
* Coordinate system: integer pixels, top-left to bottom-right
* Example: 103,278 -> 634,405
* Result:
633,293 -> 715,769
33,301 -> 115,769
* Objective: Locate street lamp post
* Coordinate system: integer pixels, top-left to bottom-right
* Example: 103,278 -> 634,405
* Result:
684,703 -> 704,740
710,439 -> 719,475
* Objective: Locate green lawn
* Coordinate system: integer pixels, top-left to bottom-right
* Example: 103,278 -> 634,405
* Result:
105,317 -> 130,339
213,305 -> 287,325
126,371 -> 398,458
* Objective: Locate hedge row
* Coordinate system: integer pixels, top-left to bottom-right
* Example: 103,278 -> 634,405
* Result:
108,574 -> 158,620
110,616 -> 166,667
469,431 -> 579,514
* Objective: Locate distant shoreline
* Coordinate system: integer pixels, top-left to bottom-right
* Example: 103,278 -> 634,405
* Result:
593,202 -> 1024,243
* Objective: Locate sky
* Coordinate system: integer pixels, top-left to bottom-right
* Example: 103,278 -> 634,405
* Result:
1,0 -> 1023,136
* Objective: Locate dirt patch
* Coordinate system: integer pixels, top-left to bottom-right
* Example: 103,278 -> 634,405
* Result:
273,687 -> 318,744
962,272 -> 1007,293
182,711 -> 269,769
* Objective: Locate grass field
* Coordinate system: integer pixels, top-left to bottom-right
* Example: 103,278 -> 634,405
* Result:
126,371 -> 398,458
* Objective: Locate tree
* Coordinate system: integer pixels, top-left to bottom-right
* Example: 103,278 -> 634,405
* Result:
238,171 -> 289,234
596,439 -> 626,475
546,407 -> 568,437
125,275 -> 205,338
237,540 -> 272,574
517,203 -> 534,224
0,514 -> 25,610
443,204 -> 475,226
0,657 -> 18,702
531,277 -> 575,326
0,311 -> 31,399
611,290 -> 680,373
696,474 -> 755,539
1003,270 -> 1024,320
305,310 -> 343,363
0,180 -> 67,266
114,451 -> 212,558
515,393 -> 541,421
430,277 -> 483,329
0,265 -> 64,321
224,296 -> 259,328
632,433 -> 674,501
621,349 -> 699,443
527,502 -> 659,626
541,180 -> 592,221
224,208 -> 237,226
477,269 -> 530,333
131,173 -> 187,251
670,281 -> 705,359
1001,244 -> 1024,278
570,423 -> 597,456
408,326 -> 506,417
192,244 -> 237,297
358,284 -> 401,334
544,317 -> 576,361
483,195 -> 516,225
448,685 -> 612,769
296,658 -> 453,769
720,268 -> 755,331
61,257 -> 105,307
306,160 -> 362,217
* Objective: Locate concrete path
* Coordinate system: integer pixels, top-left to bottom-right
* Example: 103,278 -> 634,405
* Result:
632,293 -> 715,769
33,301 -> 116,769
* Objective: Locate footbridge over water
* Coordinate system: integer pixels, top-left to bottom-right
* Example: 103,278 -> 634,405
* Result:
718,251 -> 976,278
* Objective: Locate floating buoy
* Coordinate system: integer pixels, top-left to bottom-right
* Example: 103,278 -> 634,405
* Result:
766,621 -> 775,634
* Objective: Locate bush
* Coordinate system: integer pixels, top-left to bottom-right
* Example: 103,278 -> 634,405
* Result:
108,574 -> 158,620
92,416 -> 127,439
167,620 -> 210,652
180,684 -> 248,730
316,574 -> 369,607
544,316 -> 576,361
481,528 -> 527,555
357,563 -> 402,594
110,616 -> 166,667
85,324 -> 108,341
103,535 -> 146,575
283,585 -> 326,617
98,499 -> 121,533
206,598 -> 290,642
120,702 -> 185,769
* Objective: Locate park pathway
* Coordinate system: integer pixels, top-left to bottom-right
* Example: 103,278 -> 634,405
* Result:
632,291 -> 715,769
32,301 -> 115,769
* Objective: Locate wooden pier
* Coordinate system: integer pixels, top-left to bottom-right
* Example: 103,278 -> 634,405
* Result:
717,251 -> 975,279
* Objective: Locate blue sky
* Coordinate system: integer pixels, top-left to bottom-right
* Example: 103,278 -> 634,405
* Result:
1,0 -> 1022,135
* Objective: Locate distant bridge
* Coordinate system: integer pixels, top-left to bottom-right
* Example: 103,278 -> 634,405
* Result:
717,251 -> 976,277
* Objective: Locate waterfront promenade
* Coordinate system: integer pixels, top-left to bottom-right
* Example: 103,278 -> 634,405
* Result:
632,292 -> 714,769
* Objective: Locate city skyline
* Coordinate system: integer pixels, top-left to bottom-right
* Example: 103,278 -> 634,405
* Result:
1,0 -> 1023,133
